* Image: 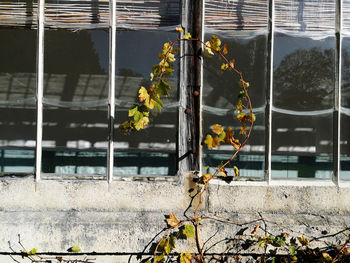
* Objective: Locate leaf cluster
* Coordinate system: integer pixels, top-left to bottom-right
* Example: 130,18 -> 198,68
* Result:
119,40 -> 178,134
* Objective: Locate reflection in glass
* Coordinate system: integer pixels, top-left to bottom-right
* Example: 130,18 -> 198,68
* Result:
114,31 -> 179,176
271,34 -> 335,179
340,37 -> 350,180
0,28 -> 37,173
202,33 -> 267,179
42,29 -> 109,175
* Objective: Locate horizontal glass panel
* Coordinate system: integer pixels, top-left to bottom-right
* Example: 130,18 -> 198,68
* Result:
42,29 -> 109,175
202,33 -> 267,179
114,31 -> 179,176
340,37 -> 350,180
42,107 -> 108,175
0,28 -> 37,173
272,34 -> 335,179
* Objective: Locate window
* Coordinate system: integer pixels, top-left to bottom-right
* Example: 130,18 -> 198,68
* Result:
202,0 -> 350,183
0,0 -> 184,179
0,0 -> 349,184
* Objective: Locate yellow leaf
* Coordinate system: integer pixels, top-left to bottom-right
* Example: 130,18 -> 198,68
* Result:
236,112 -> 245,121
204,134 -> 213,149
201,173 -> 211,184
236,99 -> 243,112
224,128 -> 235,144
234,166 -> 239,177
232,139 -> 240,149
229,59 -> 235,68
240,125 -> 247,135
204,41 -> 214,56
176,27 -> 184,33
134,116 -> 149,130
223,43 -> 228,55
165,213 -> 180,227
180,252 -> 192,263
139,87 -> 155,109
221,63 -> 229,71
183,33 -> 191,40
218,168 -> 227,177
212,124 -> 224,135
150,72 -> 154,81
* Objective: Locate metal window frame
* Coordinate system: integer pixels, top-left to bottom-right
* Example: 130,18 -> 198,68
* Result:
33,0 -> 191,182
33,0 -> 344,183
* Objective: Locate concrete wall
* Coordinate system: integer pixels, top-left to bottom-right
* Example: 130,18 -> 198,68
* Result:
1,173 -> 350,262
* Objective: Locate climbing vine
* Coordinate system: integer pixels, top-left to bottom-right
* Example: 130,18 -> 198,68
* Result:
9,30 -> 350,263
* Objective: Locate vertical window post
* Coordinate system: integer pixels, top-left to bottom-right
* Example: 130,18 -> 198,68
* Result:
107,0 -> 116,183
266,0 -> 275,183
335,0 -> 342,185
35,0 -> 45,181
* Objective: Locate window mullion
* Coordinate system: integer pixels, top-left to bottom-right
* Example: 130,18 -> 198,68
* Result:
335,0 -> 342,185
266,0 -> 275,184
107,0 -> 116,183
35,0 -> 45,181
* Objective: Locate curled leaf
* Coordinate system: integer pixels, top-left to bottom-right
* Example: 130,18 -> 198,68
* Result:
176,27 -> 184,33
234,166 -> 239,177
165,213 -> 180,227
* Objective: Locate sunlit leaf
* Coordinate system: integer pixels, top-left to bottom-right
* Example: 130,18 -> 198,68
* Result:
212,124 -> 224,135
176,27 -> 184,33
297,236 -> 309,246
68,246 -> 81,252
180,252 -> 192,263
150,72 -> 154,81
139,87 -> 155,110
182,224 -> 195,238
134,116 -> 149,131
183,33 -> 191,40
221,63 -> 229,71
155,253 -> 165,263
322,252 -> 332,262
229,59 -> 235,68
236,99 -> 243,112
28,248 -> 37,255
165,213 -> 180,228
234,166 -> 239,177
222,43 -> 228,55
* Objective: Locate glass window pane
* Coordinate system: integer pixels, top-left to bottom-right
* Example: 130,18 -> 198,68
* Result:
202,33 -> 267,179
340,37 -> 350,180
42,29 -> 109,175
0,26 -> 37,173
114,31 -> 179,176
271,35 -> 335,179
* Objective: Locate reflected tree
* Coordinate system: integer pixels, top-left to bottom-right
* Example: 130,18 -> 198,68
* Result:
274,47 -> 334,110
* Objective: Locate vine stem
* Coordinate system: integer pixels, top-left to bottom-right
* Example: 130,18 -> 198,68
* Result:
149,35 -> 254,263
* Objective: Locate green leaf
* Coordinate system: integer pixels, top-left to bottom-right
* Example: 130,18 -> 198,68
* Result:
289,245 -> 295,256
180,252 -> 192,263
68,246 -> 81,252
28,248 -> 37,255
182,224 -> 195,239
155,253 -> 165,263
157,80 -> 171,97
164,236 -> 175,255
128,105 -> 138,117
